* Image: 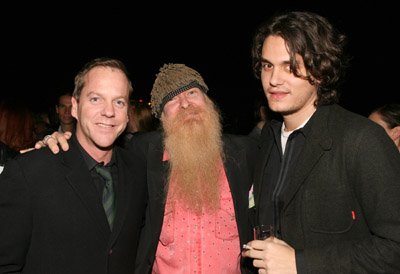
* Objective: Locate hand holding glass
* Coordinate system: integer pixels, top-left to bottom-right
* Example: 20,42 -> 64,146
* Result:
254,224 -> 274,240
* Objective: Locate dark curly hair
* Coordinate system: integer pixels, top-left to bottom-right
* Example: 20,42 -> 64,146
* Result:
251,11 -> 349,106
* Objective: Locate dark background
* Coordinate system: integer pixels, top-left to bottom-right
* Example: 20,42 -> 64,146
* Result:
4,1 -> 398,134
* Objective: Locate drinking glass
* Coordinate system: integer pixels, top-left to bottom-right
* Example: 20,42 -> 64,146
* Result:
253,224 -> 274,240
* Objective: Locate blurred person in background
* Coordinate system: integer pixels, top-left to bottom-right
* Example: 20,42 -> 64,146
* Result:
0,97 -> 36,172
117,99 -> 156,147
248,93 -> 278,142
368,103 -> 400,152
37,91 -> 76,140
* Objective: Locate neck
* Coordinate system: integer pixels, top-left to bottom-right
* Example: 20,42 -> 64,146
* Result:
75,130 -> 113,165
283,105 -> 316,132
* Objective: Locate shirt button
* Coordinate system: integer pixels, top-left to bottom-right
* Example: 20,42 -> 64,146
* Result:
108,249 -> 113,255
193,225 -> 197,229
194,255 -> 197,259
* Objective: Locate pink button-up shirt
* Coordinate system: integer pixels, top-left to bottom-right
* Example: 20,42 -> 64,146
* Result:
152,152 -> 241,274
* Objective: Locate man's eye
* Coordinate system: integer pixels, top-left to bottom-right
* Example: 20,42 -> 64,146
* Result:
116,100 -> 125,106
262,63 -> 273,70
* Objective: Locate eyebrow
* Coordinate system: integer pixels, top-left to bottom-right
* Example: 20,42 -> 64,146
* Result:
261,57 -> 291,65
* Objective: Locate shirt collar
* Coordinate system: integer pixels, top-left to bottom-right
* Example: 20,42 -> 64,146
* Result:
72,133 -> 116,171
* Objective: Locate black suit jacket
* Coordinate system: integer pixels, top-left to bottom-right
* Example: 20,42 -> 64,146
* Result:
128,131 -> 257,274
0,137 -> 147,274
254,104 -> 400,273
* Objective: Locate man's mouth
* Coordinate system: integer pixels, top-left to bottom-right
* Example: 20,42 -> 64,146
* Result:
97,123 -> 113,128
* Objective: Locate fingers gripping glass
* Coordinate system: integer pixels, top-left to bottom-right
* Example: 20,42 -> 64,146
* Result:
242,224 -> 275,250
253,224 -> 274,240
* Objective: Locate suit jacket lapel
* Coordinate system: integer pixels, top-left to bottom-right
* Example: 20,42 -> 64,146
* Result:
147,135 -> 169,247
62,141 -> 110,239
254,125 -> 275,214
109,147 -> 129,245
282,106 -> 333,210
223,136 -> 245,203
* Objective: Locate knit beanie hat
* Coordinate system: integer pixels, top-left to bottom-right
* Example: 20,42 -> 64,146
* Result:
150,63 -> 209,118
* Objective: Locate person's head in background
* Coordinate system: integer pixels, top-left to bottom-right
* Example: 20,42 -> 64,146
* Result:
127,100 -> 156,133
368,103 -> 400,152
252,93 -> 279,130
56,91 -> 76,133
253,95 -> 269,129
0,97 -> 36,152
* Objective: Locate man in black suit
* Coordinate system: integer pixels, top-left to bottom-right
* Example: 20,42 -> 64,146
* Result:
0,57 -> 147,274
242,11 -> 400,273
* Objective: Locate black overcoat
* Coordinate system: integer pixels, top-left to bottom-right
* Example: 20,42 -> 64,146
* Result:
0,138 -> 147,274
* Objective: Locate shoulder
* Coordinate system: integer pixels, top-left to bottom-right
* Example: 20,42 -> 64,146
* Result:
128,131 -> 161,144
222,133 -> 258,153
316,104 -> 398,154
0,141 -> 18,163
0,143 -> 76,183
7,138 -> 80,170
125,130 -> 162,153
320,104 -> 385,136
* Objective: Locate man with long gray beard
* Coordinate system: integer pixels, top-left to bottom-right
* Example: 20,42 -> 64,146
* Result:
34,63 -> 258,273
131,64 -> 257,273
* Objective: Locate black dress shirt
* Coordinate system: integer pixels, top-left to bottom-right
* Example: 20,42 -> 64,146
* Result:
72,134 -> 118,202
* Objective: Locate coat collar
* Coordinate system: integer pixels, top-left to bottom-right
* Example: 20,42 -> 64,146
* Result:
60,138 -> 131,245
255,105 -> 334,211
282,105 -> 333,209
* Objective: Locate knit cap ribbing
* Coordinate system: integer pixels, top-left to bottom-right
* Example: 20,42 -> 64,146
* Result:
150,63 -> 208,117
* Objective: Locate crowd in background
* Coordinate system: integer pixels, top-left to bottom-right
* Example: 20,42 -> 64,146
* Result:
1,92 -> 399,171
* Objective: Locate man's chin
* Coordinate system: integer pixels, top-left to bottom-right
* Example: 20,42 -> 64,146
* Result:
95,142 -> 114,151
92,136 -> 118,151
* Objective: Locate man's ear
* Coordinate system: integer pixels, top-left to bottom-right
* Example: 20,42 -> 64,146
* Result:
71,97 -> 78,121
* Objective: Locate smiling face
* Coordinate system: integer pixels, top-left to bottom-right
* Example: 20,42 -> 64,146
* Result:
261,35 -> 318,129
71,66 -> 129,157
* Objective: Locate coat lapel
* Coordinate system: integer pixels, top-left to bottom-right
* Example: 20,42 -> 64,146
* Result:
147,136 -> 169,246
108,147 -> 129,245
254,126 -> 275,212
282,106 -> 333,210
223,137 -> 246,203
62,142 -> 110,239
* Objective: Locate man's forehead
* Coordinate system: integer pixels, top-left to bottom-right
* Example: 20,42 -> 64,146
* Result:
171,87 -> 202,99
